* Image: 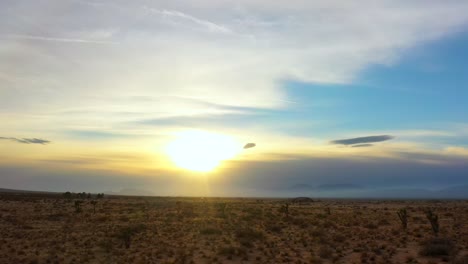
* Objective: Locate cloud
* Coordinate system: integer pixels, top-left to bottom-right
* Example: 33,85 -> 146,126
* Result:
444,147 -> 468,156
64,130 -> 131,140
148,8 -> 232,34
0,137 -> 50,145
2,0 -> 468,126
1,34 -> 117,44
351,143 -> 374,148
244,143 -> 256,149
331,135 -> 394,145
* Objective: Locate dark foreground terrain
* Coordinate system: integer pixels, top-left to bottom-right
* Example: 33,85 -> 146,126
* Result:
0,191 -> 467,263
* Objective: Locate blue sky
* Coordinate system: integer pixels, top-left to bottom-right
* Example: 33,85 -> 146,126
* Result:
1,0 -> 468,197
285,33 -> 468,135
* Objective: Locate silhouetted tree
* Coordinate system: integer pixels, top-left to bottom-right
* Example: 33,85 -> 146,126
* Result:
90,200 -> 98,214
279,203 -> 290,219
116,224 -> 146,248
425,209 -> 439,236
397,208 -> 408,230
74,200 -> 83,213
218,203 -> 227,218
176,201 -> 182,214
63,191 -> 72,199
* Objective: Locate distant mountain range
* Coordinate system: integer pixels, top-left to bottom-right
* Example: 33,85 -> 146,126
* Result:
289,183 -> 364,192
287,183 -> 468,199
0,188 -> 54,194
1,185 -> 467,199
104,188 -> 155,196
0,187 -> 154,196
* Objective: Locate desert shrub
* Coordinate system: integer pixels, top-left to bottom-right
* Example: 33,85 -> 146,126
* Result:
200,227 -> 222,235
316,213 -> 327,219
319,245 -> 333,259
291,217 -> 309,228
119,215 -> 130,222
235,227 -> 264,241
266,224 -> 282,233
310,228 -> 325,238
74,200 -> 83,213
364,222 -> 378,229
322,221 -> 336,229
235,227 -> 264,248
63,192 -> 72,199
98,239 -> 114,253
278,203 -> 289,218
216,203 -> 227,218
378,218 -> 391,226
420,237 -> 456,256
90,200 -> 98,213
406,255 -> 417,263
93,215 -> 109,222
116,224 -> 146,248
218,246 -> 247,257
47,213 -> 66,221
453,254 -> 468,264
309,256 -> 323,264
333,234 -> 346,243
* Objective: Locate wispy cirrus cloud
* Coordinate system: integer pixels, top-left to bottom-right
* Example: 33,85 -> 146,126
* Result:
2,0 -> 468,122
148,8 -> 233,34
0,137 -> 50,145
0,34 -> 117,44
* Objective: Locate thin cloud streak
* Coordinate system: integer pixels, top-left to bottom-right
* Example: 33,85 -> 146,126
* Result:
149,8 -> 233,34
351,144 -> 374,148
1,34 -> 118,44
331,135 -> 394,146
0,137 -> 50,145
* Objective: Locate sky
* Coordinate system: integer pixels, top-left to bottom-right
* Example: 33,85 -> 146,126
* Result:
1,0 -> 468,197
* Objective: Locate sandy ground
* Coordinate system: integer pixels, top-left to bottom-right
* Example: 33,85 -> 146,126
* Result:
0,193 -> 467,263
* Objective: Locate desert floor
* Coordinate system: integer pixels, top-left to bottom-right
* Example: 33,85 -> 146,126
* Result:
0,192 -> 467,264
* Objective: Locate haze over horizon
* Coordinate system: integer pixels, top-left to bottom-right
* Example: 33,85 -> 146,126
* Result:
1,0 -> 468,197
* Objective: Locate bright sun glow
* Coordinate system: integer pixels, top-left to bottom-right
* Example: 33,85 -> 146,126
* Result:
166,130 -> 241,172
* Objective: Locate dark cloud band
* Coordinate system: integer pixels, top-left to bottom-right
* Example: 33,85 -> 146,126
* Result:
351,143 -> 374,148
0,137 -> 50,145
331,135 -> 394,145
244,143 -> 256,149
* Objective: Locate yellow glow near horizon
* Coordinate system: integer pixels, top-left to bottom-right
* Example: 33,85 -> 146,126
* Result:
165,130 -> 240,172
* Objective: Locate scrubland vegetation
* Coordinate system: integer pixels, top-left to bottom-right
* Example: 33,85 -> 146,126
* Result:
0,192 -> 467,263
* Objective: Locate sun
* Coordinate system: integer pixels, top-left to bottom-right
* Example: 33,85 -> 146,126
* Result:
165,130 -> 240,172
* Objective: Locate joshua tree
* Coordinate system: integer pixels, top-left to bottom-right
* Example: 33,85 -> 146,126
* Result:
74,200 -> 83,213
279,203 -> 290,219
63,191 -> 72,199
90,200 -> 98,214
218,203 -> 227,218
425,209 -> 439,236
176,201 -> 182,214
116,224 -> 146,248
325,207 -> 331,215
397,208 -> 408,230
